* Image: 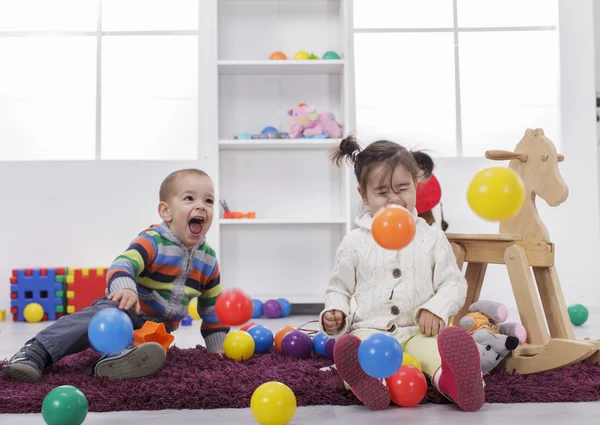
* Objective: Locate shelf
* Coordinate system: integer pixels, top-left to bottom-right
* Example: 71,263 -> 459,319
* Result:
219,139 -> 340,150
220,218 -> 347,225
218,60 -> 344,75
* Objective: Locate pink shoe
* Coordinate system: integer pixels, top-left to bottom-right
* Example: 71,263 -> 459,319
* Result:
333,334 -> 391,411
435,326 -> 485,412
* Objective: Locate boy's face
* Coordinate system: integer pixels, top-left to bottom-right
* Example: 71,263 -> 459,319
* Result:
158,173 -> 215,249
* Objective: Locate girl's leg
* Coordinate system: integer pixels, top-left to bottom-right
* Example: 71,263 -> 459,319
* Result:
332,330 -> 391,411
404,327 -> 484,412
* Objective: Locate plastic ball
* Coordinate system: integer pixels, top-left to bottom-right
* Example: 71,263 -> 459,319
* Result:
371,205 -> 416,250
270,51 -> 287,60
385,366 -> 428,407
252,299 -> 263,318
293,50 -> 309,60
223,330 -> 255,361
181,315 -> 193,326
263,299 -> 282,319
401,352 -> 422,372
324,338 -> 335,360
188,298 -> 200,320
42,385 -> 88,425
312,332 -> 328,356
322,51 -> 341,60
251,381 -> 296,425
261,126 -> 278,134
23,302 -> 44,323
88,308 -> 133,354
281,330 -> 312,358
275,326 -> 295,352
215,289 -> 253,326
568,304 -> 589,326
240,322 -> 257,332
467,167 -> 526,221
277,298 -> 291,317
248,325 -> 275,354
357,333 -> 403,379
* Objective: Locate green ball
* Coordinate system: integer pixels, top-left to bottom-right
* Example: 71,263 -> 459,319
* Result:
567,304 -> 589,326
42,385 -> 88,425
322,51 -> 341,60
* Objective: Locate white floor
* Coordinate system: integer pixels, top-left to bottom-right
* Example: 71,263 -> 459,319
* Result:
1,311 -> 599,424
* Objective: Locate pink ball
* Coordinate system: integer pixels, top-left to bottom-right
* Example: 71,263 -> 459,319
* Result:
263,300 -> 282,319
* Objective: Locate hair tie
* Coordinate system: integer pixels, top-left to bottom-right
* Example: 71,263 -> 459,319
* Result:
352,149 -> 359,159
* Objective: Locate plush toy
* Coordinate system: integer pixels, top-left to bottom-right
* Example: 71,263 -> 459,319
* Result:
287,104 -> 343,139
458,300 -> 527,374
416,175 -> 448,231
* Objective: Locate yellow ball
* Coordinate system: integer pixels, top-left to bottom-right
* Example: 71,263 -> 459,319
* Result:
188,299 -> 200,320
293,50 -> 309,60
467,167 -> 526,221
250,381 -> 296,425
224,330 -> 255,361
24,302 -> 44,323
402,352 -> 422,372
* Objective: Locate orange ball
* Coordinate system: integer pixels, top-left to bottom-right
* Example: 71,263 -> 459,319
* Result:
371,205 -> 416,250
275,326 -> 296,352
270,51 -> 287,60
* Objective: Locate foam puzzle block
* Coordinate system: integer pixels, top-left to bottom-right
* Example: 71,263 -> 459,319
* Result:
66,268 -> 107,314
10,268 -> 68,322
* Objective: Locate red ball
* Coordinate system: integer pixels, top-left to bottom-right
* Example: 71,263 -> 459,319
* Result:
240,322 -> 257,332
215,289 -> 253,326
385,365 -> 428,407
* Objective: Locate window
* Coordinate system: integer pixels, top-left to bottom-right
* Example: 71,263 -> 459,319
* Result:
0,0 -> 199,161
354,0 -> 559,157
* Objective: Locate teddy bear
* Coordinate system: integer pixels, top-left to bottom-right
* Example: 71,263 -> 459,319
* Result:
458,300 -> 527,374
287,104 -> 343,139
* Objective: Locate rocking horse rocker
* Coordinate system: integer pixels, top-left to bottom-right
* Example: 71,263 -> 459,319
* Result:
447,128 -> 600,375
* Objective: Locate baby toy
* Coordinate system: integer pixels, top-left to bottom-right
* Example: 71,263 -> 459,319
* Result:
287,104 -> 343,139
416,174 -> 448,231
220,199 -> 256,219
270,51 -> 287,60
234,127 -> 289,140
458,300 -> 527,374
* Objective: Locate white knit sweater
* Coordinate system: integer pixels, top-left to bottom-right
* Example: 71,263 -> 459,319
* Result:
319,208 -> 467,343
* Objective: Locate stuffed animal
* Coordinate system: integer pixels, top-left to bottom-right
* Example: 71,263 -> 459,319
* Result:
459,300 -> 527,374
416,174 -> 448,231
287,104 -> 343,139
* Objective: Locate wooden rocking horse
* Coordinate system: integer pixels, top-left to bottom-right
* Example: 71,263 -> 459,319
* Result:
447,128 -> 600,375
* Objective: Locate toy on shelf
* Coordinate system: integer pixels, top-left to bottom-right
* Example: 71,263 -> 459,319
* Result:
133,321 -> 175,354
234,126 -> 289,140
270,51 -> 287,60
220,199 -> 256,219
66,268 -> 107,314
288,104 -> 343,139
10,268 -> 67,322
458,300 -> 526,374
293,50 -> 318,60
322,51 -> 341,60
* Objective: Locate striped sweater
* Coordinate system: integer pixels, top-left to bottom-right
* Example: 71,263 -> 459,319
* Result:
107,222 -> 229,352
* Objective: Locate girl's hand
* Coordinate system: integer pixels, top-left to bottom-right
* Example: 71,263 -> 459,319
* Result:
418,309 -> 445,337
107,289 -> 141,314
323,310 -> 345,335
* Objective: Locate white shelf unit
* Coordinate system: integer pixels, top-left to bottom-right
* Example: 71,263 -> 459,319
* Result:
215,0 -> 355,305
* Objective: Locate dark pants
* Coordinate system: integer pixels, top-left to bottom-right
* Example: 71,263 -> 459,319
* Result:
35,297 -> 147,363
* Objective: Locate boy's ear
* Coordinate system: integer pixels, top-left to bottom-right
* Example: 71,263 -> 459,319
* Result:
158,201 -> 172,222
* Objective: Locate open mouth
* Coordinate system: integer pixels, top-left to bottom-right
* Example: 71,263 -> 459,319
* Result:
188,216 -> 205,236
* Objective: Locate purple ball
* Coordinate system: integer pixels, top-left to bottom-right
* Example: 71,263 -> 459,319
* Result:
263,300 -> 282,319
325,338 -> 335,361
281,330 -> 312,358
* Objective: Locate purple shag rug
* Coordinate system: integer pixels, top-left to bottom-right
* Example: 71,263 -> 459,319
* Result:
1,346 -> 600,413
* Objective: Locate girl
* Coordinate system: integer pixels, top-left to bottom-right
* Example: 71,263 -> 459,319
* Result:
321,136 -> 484,412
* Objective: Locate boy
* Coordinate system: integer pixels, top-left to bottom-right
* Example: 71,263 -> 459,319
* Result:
3,169 -> 229,382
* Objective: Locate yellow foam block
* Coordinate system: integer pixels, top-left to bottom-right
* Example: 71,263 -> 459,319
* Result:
67,305 -> 75,314
96,267 -> 105,275
0,309 -> 5,321
67,290 -> 75,299
66,275 -> 75,284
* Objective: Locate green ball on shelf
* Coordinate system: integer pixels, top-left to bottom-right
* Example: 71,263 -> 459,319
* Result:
322,51 -> 341,60
567,303 -> 588,326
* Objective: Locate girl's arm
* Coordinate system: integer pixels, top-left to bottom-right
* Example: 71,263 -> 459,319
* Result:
416,233 -> 467,325
319,236 -> 357,338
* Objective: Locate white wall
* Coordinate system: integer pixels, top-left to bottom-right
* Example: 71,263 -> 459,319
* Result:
350,0 -> 600,312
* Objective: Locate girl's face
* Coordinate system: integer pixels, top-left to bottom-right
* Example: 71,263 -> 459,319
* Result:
359,163 -> 417,216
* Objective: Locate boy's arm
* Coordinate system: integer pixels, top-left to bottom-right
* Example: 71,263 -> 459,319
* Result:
107,232 -> 158,294
416,233 -> 467,325
197,262 -> 230,352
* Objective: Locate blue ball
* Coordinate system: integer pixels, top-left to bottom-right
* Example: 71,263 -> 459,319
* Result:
357,333 -> 403,379
277,298 -> 291,317
88,308 -> 133,354
252,299 -> 263,318
312,332 -> 328,356
261,126 -> 278,134
247,324 -> 274,354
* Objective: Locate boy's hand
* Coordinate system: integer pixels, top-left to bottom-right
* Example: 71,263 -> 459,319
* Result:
323,310 -> 345,335
107,289 -> 140,314
418,309 -> 445,337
